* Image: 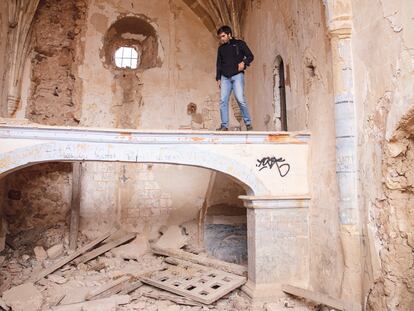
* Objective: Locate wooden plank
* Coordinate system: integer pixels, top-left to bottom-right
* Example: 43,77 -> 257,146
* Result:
118,280 -> 144,295
69,162 -> 82,250
282,284 -> 361,311
198,171 -> 216,246
86,276 -> 131,300
50,294 -> 65,307
152,245 -> 247,276
32,230 -> 114,282
46,295 -> 130,311
142,291 -> 202,307
74,233 -> 136,265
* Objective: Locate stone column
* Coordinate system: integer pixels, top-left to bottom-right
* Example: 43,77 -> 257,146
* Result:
3,0 -> 40,117
324,0 -> 362,302
240,195 -> 310,300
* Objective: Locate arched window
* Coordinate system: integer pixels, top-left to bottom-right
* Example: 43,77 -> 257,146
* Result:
273,56 -> 287,131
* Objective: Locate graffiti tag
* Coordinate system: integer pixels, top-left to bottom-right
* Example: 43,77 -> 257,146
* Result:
256,156 -> 291,177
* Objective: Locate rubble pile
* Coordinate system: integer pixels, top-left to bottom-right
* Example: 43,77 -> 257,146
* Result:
0,223 -> 256,311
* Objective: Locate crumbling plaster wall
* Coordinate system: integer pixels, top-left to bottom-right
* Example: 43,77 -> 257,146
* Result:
2,163 -> 72,234
77,0 -> 222,235
351,0 -> 414,309
0,0 -> 87,248
243,0 -> 342,297
25,0 -> 87,125
2,0 -> 231,238
79,0 -> 218,130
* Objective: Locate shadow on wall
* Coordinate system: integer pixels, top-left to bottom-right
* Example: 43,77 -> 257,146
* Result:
202,172 -> 247,265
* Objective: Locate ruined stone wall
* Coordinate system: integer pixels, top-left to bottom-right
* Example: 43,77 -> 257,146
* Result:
0,0 -> 89,243
243,0 -> 342,297
3,0 -> 224,239
366,133 -> 414,310
2,163 -> 72,233
351,0 -> 414,309
26,0 -> 87,125
75,0 -> 220,235
79,0 -> 219,130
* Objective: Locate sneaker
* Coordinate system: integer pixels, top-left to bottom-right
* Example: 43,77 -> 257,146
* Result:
246,124 -> 253,131
216,126 -> 228,131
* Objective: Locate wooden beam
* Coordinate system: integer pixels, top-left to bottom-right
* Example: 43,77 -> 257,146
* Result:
74,233 -> 136,265
86,276 -> 131,300
282,284 -> 361,311
46,295 -> 130,311
118,280 -> 144,295
142,291 -> 202,307
152,245 -> 247,276
69,162 -> 82,250
198,171 -> 216,246
32,230 -> 113,282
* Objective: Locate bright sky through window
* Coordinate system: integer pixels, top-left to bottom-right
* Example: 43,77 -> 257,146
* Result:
114,46 -> 138,69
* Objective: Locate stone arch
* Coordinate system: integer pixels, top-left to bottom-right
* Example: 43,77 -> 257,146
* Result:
0,141 -> 268,196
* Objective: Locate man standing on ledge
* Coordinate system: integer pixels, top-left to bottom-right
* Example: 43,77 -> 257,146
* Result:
216,25 -> 254,131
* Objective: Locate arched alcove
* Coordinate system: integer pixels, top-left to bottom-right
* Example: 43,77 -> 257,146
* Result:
273,55 -> 287,131
101,15 -> 162,71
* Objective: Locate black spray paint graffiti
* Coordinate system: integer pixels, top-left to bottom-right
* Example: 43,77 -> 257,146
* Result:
256,156 -> 291,177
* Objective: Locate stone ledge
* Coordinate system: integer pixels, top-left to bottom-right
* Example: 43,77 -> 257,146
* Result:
239,195 -> 311,209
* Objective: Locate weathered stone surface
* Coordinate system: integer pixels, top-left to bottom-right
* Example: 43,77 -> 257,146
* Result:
47,274 -> 67,284
34,246 -> 47,262
153,225 -> 188,250
81,301 -> 117,311
111,236 -> 148,260
47,244 -> 64,259
241,197 -> 310,299
2,283 -> 43,311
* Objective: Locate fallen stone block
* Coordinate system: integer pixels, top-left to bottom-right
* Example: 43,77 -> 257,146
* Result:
2,282 -> 43,311
47,244 -> 64,260
47,274 -> 67,284
111,236 -> 148,260
34,246 -> 48,262
60,286 -> 88,305
153,225 -> 188,250
81,300 -> 116,311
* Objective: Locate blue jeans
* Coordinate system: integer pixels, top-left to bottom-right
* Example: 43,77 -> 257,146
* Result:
220,73 -> 252,128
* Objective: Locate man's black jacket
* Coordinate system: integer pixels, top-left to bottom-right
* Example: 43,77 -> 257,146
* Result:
216,38 -> 254,81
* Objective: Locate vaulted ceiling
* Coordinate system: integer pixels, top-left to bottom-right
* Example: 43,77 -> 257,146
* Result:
182,0 -> 247,37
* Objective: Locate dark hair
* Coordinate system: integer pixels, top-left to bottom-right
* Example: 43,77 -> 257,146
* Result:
217,25 -> 232,36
